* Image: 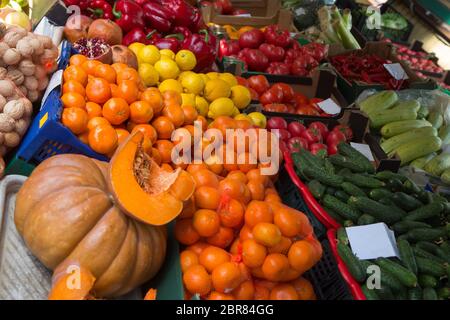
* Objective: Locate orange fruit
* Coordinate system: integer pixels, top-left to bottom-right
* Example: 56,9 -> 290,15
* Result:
254,283 -> 270,300
187,242 -> 210,256
61,92 -> 86,109
111,62 -> 128,74
154,140 -> 174,163
183,265 -> 212,296
85,102 -> 102,119
94,64 -> 117,84
81,60 -> 102,76
63,65 -> 88,86
274,207 -> 305,238
63,80 -> 86,96
141,88 -> 164,115
88,124 -> 118,155
239,225 -> 254,241
192,209 -> 220,237
161,163 -> 173,172
288,240 -> 317,273
232,280 -> 255,300
162,104 -> 185,128
86,77 -> 111,104
206,227 -> 234,249
116,67 -> 140,83
152,116 -> 175,140
162,90 -> 182,107
269,284 -> 299,300
116,80 -> 139,104
69,54 -> 87,66
218,198 -> 244,229
187,163 -> 208,175
292,277 -> 316,300
87,116 -> 110,131
227,171 -> 248,184
247,168 -> 269,186
110,83 -> 119,98
192,169 -> 219,188
130,101 -> 154,124
268,236 -> 292,255
132,124 -> 157,145
102,98 -> 130,125
179,197 -> 196,219
78,131 -> 89,144
208,292 -> 235,300
196,115 -> 208,131
253,222 -> 282,247
151,147 -> 162,165
115,128 -> 130,145
244,200 -> 273,228
211,262 -> 242,293
62,107 -> 88,135
242,239 -> 267,268
182,105 -> 198,125
218,178 -> 246,201
199,246 -> 230,273
280,267 -> 302,282
265,193 -> 282,203
180,250 -> 199,273
261,253 -> 289,282
174,218 -> 200,246
237,152 -> 258,173
195,186 -> 220,210
204,155 -> 224,176
247,179 -> 265,201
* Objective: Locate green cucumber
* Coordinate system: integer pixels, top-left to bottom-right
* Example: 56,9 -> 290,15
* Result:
417,190 -> 433,204
415,256 -> 447,277
369,188 -> 394,201
329,155 -> 367,173
338,168 -> 352,177
410,153 -> 437,170
412,247 -> 447,265
393,136 -> 442,166
337,142 -> 375,173
357,214 -> 377,225
375,258 -> 418,288
376,264 -> 406,293
403,202 -> 444,221
344,174 -> 385,189
324,206 -> 344,225
343,220 -> 354,227
325,187 -> 337,195
395,288 -> 408,300
342,182 -> 367,197
424,153 -> 450,176
337,227 -> 349,245
416,241 -> 450,262
303,167 -> 343,188
407,228 -> 447,242
334,190 -> 350,202
347,196 -> 403,224
386,178 -> 405,192
441,168 -> 450,185
380,119 -> 431,138
418,274 -> 438,288
361,284 -> 379,300
324,158 -> 335,175
408,287 -> 422,300
440,241 -> 450,255
437,287 -> 450,299
391,192 -> 423,211
403,179 -> 421,195
377,286 -> 396,300
392,221 -> 432,234
307,180 -> 326,200
422,287 -> 438,300
337,242 -> 366,282
378,198 -> 407,217
397,239 -> 418,275
323,195 -> 361,222
375,171 -> 407,182
381,126 -> 437,154
427,111 -> 443,129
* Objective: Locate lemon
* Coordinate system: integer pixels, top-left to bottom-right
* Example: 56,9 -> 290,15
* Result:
138,45 -> 161,65
181,93 -> 196,108
155,59 -> 180,81
230,85 -> 251,110
248,112 -> 267,129
195,96 -> 209,117
129,42 -> 145,56
178,71 -> 194,82
139,63 -> 159,87
199,73 -> 210,85
160,49 -> 175,60
181,72 -> 205,95
234,113 -> 254,124
207,72 -> 220,80
204,79 -> 231,102
208,98 -> 235,119
219,73 -> 238,87
232,107 -> 240,117
175,50 -> 197,71
159,79 -> 183,94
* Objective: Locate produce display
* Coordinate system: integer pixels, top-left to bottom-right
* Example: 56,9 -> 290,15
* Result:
201,0 -> 249,16
392,41 -> 445,76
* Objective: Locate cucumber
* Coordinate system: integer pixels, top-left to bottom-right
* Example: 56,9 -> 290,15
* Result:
323,195 -> 361,222
376,263 -> 407,293
408,287 -> 422,300
391,192 -> 423,211
369,188 -> 394,201
378,198 -> 407,217
418,274 -> 438,288
308,180 -> 326,200
427,111 -> 443,129
375,258 -> 418,288
343,220 -> 354,227
347,196 -> 403,224
342,182 -> 367,197
337,227 -> 349,245
375,171 -> 407,182
324,158 -> 335,175
403,179 -> 421,195
377,286 -> 396,300
325,187 -> 337,195
441,168 -> 450,185
361,284 -> 379,300
440,241 -> 450,255
357,214 -> 377,225
370,108 -> 417,129
324,206 -> 344,225
329,155 -> 367,173
415,256 -> 447,277
334,190 -> 350,202
303,167 -> 343,188
392,221 -> 432,234
359,90 -> 398,115
437,287 -> 450,299
410,153 -> 436,170
380,119 -> 432,138
338,168 -> 352,177
397,239 -> 418,275
417,105 -> 429,119
407,228 -> 447,242
395,288 -> 408,300
438,124 -> 450,145
337,242 -> 366,282
381,126 -> 437,154
386,178 -> 404,192
393,136 -> 442,166
416,241 -> 450,262
403,202 -> 444,221
417,190 -> 433,204
422,287 -> 438,300
424,153 -> 450,176
337,142 -> 375,173
412,247 -> 447,265
344,174 -> 385,189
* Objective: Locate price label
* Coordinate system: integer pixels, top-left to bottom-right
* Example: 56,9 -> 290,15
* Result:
234,14 -> 252,17
384,63 -> 409,80
317,98 -> 341,115
350,142 -> 375,161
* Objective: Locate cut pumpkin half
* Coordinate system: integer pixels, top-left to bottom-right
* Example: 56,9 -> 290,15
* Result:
108,131 -> 196,226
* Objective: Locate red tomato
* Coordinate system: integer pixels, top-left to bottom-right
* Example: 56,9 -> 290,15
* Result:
293,93 -> 310,108
288,136 -> 309,153
333,124 -> 353,141
271,83 -> 295,103
248,87 -> 259,100
326,131 -> 347,155
236,76 -> 249,87
247,75 -> 270,95
264,103 -> 288,113
309,122 -> 329,140
287,121 -> 306,137
296,106 -> 320,116
260,88 -> 283,105
301,127 -> 322,145
309,143 -> 328,157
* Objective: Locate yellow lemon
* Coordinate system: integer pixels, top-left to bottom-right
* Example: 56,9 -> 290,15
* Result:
181,72 -> 205,95
234,113 -> 254,124
208,98 -> 235,119
232,107 -> 240,117
138,45 -> 161,65
160,49 -> 175,60
198,73 -> 210,85
204,79 -> 231,102
159,79 -> 183,94
154,59 -> 180,81
129,42 -> 145,56
207,72 -> 220,80
195,96 -> 209,117
230,85 -> 251,110
175,50 -> 197,71
181,93 -> 196,108
248,112 -> 267,129
139,63 -> 159,87
219,73 -> 238,87
178,71 -> 194,82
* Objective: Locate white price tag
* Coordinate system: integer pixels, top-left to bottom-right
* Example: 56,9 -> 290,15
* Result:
40,69 -> 63,110
350,142 -> 375,161
384,63 -> 409,80
346,223 -> 399,260
317,98 -> 341,115
234,14 -> 252,17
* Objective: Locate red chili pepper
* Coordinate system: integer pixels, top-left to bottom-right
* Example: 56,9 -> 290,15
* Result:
87,0 -> 113,20
142,1 -> 173,33
264,25 -> 293,48
122,28 -> 160,46
113,0 -> 145,33
180,30 -> 217,72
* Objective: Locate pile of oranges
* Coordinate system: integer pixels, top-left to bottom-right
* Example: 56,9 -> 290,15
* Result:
61,54 -> 203,158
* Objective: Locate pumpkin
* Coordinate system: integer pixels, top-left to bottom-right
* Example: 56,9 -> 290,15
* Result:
15,131 -> 196,298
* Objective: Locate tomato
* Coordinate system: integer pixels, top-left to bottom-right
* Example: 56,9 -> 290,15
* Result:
309,122 -> 329,140
260,87 -> 284,105
296,106 -> 320,116
293,93 -> 309,108
288,137 -> 308,153
264,103 -> 288,113
271,83 -> 294,103
287,122 -> 306,137
247,75 -> 270,95
300,127 -> 322,145
267,117 -> 288,130
332,124 -> 353,141
309,143 -> 328,157
273,128 -> 291,141
326,131 -> 347,155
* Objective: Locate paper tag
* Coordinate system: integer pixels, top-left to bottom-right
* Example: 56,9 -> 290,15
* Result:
350,142 -> 375,161
384,63 -> 409,80
346,223 -> 399,260
317,98 -> 341,115
234,14 -> 252,17
295,7 -> 306,16
40,70 -> 63,110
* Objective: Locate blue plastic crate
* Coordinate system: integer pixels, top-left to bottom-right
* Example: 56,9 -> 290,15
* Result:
12,41 -> 108,168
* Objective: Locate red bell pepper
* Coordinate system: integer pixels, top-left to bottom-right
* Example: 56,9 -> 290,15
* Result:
154,35 -> 184,52
191,7 -> 207,33
181,30 -> 217,72
259,43 -> 285,62
172,26 -> 192,40
264,25 -> 293,48
87,0 -> 113,20
142,2 -> 173,34
161,0 -> 195,29
113,0 -> 145,33
219,39 -> 240,58
123,28 -> 160,47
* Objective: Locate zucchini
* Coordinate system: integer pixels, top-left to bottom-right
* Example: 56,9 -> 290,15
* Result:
342,182 -> 367,197
375,258 -> 418,288
347,196 -> 403,224
391,192 -> 423,211
375,171 -> 407,182
391,100 -> 420,113
424,153 -> 450,176
427,111 -> 443,129
403,179 -> 421,195
380,119 -> 431,138
415,256 -> 447,277
370,108 -> 417,129
357,214 -> 377,225
397,239 -> 418,275
393,136 -> 442,166
403,202 -> 444,221
324,206 -> 344,225
329,154 -> 366,173
408,287 -> 422,300
392,221 -> 432,234
418,274 -> 438,288
323,195 -> 361,222
337,142 -> 375,173
380,126 -> 437,154
361,284 -> 379,300
359,90 -> 398,115
303,167 -> 343,188
369,188 -> 394,201
437,287 -> 450,299
417,105 -> 429,119
337,242 -> 366,282
438,124 -> 450,144
410,153 -> 436,170
441,168 -> 450,185
407,228 -> 447,242
308,180 -> 326,200
344,174 -> 385,189
334,190 -> 350,202
337,227 -> 349,245
422,287 -> 438,300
